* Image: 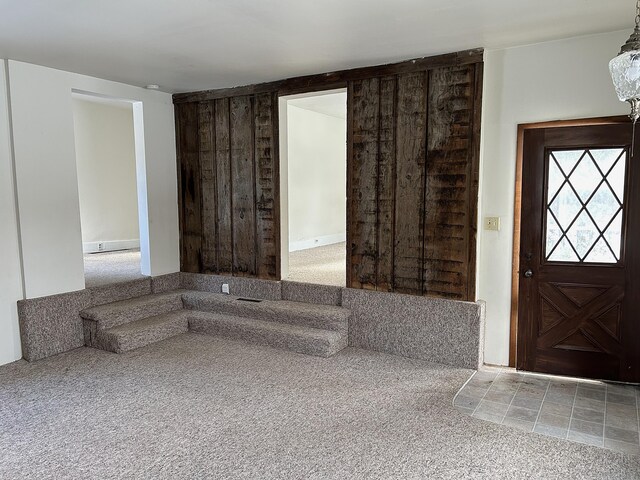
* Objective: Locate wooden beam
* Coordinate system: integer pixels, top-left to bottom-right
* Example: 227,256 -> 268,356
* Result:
173,49 -> 484,104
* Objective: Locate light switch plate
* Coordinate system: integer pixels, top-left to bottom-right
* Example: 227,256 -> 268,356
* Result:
484,216 -> 500,231
221,283 -> 230,294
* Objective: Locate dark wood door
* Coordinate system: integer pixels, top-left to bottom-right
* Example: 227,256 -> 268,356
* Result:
518,123 -> 640,382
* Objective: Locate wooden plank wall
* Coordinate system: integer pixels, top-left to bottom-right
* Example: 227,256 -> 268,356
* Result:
175,92 -> 280,279
347,63 -> 482,300
175,52 -> 482,300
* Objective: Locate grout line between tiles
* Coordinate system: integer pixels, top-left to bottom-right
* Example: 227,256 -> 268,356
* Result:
532,378 -> 551,434
470,371 -> 497,418
499,379 -> 522,424
565,381 -> 580,440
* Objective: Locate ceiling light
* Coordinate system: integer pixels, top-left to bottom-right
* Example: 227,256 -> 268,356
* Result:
145,84 -> 160,90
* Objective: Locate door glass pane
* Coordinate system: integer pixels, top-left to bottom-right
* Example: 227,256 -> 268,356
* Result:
552,150 -> 584,176
545,148 -> 627,263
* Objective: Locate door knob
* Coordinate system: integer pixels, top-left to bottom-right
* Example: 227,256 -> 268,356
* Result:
524,269 -> 534,278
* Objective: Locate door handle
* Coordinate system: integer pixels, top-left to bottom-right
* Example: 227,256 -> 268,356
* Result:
523,269 -> 534,278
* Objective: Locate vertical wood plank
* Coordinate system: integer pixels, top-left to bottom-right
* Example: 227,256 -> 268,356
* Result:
424,65 -> 474,299
175,102 -> 202,273
230,95 -> 257,276
393,72 -> 427,295
349,78 -> 380,289
376,76 -> 397,291
214,97 -> 233,274
198,101 -> 217,273
254,92 -> 278,279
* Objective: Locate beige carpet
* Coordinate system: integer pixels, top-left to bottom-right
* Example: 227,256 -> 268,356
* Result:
83,249 -> 146,287
1,334 -> 638,479
287,242 -> 346,287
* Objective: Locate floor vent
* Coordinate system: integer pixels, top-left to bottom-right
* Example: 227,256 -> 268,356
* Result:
236,298 -> 263,303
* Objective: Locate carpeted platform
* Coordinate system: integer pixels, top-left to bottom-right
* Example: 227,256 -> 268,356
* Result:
83,249 -> 146,287
287,242 -> 346,287
1,335 -> 638,479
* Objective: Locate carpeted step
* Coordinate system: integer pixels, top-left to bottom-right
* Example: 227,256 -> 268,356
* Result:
80,291 -> 185,330
188,311 -> 347,357
95,311 -> 189,354
181,291 -> 349,333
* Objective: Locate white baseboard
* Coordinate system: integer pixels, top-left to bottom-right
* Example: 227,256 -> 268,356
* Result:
83,239 -> 140,254
289,233 -> 346,252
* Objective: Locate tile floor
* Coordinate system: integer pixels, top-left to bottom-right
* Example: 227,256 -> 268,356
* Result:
454,369 -> 640,455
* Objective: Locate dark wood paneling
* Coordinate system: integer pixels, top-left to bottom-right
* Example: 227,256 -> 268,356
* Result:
376,76 -> 397,291
254,92 -> 279,279
175,102 -> 202,273
349,78 -> 380,289
393,72 -> 428,295
198,102 -> 217,273
214,97 -> 233,274
230,96 -> 256,276
344,63 -> 480,299
424,64 -> 475,300
175,51 -> 483,299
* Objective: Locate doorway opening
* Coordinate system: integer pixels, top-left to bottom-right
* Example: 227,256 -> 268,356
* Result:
72,92 -> 150,287
279,89 -> 347,286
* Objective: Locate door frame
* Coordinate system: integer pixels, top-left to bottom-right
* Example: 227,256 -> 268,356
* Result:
509,116 -> 630,367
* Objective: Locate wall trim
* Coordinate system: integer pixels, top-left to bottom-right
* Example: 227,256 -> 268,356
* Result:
289,233 -> 346,252
83,238 -> 140,254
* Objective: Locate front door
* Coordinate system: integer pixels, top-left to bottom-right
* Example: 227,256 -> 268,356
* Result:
517,123 -> 640,382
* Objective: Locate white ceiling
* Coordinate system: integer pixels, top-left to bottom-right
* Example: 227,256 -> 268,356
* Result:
288,91 -> 347,119
0,0 -> 633,93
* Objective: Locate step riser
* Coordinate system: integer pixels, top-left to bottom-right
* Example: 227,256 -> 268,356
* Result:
81,296 -> 184,330
96,316 -> 189,353
189,314 -> 347,358
182,294 -> 349,333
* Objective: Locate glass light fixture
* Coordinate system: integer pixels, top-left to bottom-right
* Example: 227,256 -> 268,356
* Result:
610,0 -> 640,127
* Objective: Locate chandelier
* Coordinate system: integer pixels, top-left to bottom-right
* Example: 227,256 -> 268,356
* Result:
610,0 -> 640,132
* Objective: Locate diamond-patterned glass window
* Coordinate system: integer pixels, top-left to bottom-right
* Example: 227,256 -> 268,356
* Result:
545,148 -> 627,263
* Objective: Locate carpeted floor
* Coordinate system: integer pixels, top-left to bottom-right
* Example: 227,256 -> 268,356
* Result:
287,242 -> 346,287
84,249 -> 146,287
1,334 -> 638,479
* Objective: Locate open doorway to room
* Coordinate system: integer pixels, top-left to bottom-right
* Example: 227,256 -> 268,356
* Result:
279,89 -> 347,286
72,93 -> 148,287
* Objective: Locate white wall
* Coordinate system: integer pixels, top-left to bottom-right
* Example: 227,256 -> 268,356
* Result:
7,60 -> 179,299
478,30 -> 629,366
0,60 -> 24,365
287,104 -> 346,251
72,98 -> 139,248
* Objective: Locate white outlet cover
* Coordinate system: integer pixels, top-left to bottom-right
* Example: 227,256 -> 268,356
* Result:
222,283 -> 230,294
484,216 -> 500,231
